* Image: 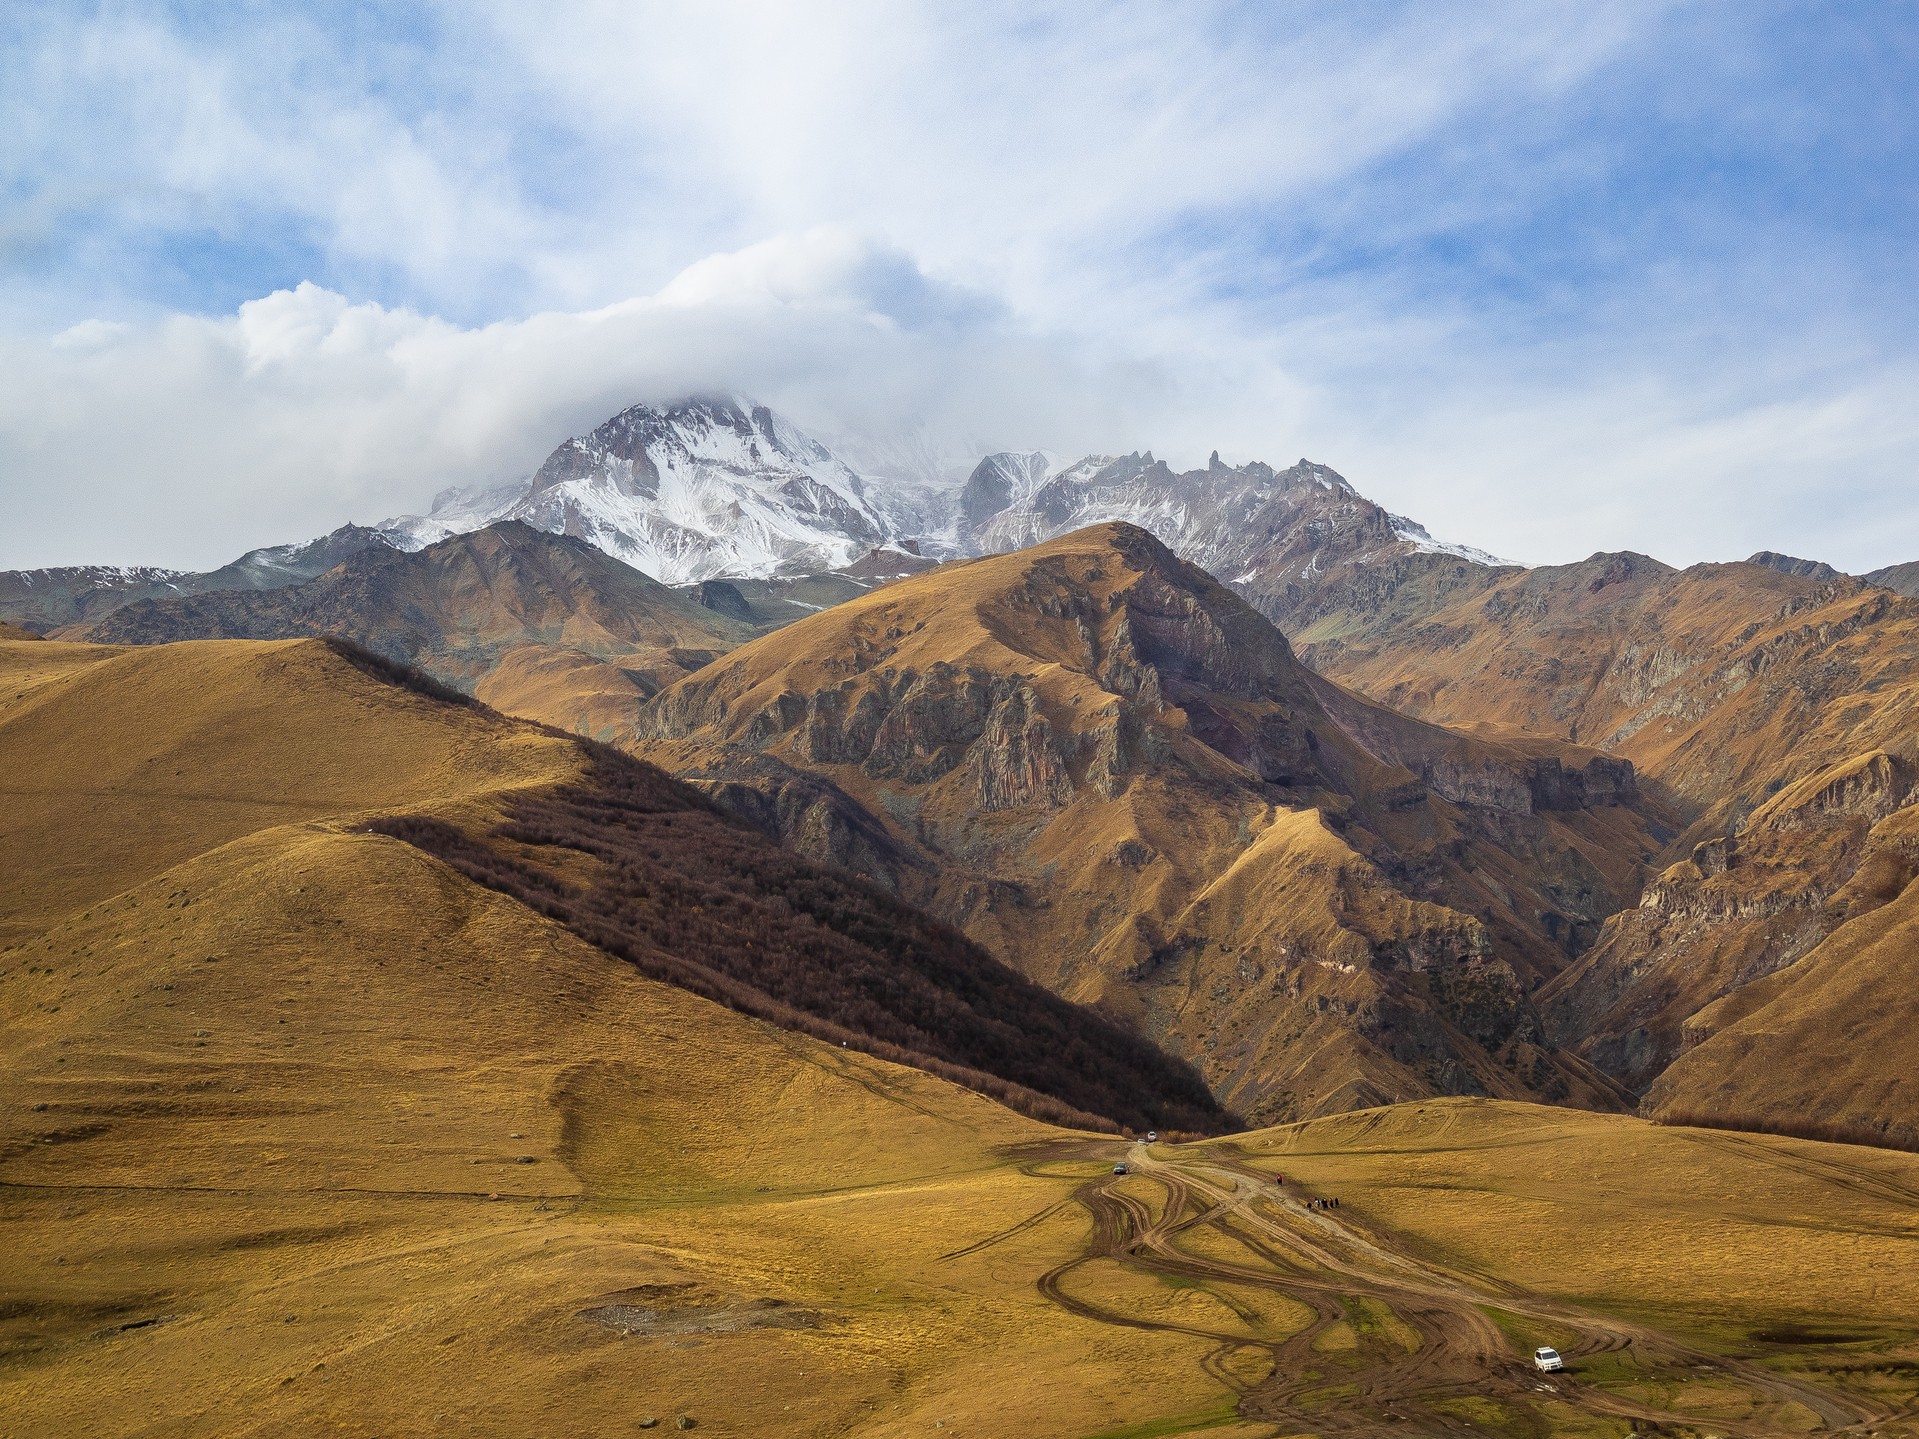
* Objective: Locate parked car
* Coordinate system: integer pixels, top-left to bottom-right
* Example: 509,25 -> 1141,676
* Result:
1112,1163 -> 1129,1175
1533,1346 -> 1564,1373
1145,1131 -> 1158,1142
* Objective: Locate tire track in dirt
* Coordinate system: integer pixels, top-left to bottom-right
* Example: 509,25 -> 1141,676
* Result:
1023,1141 -> 1904,1437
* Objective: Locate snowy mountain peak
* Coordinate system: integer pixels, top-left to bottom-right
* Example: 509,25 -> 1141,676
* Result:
378,396 -> 1510,601
386,395 -> 892,584
958,451 -> 1051,533
1388,514 -> 1511,566
1278,458 -> 1354,495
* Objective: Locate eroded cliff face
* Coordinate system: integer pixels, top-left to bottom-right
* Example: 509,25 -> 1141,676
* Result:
1543,750 -> 1918,1093
1309,557 -> 1919,834
632,523 -> 1661,1123
1640,800 -> 1919,1147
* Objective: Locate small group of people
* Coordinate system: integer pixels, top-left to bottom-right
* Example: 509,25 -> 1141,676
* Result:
1307,1196 -> 1340,1210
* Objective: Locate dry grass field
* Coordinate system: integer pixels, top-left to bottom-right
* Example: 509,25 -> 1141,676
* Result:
5,636 -> 1917,1437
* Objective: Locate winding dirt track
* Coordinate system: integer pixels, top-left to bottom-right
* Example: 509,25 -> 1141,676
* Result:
1016,1140 -> 1910,1437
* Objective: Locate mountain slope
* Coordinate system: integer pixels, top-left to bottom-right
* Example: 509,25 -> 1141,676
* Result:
0,634 -> 1220,1132
1641,801 -> 1919,1147
1868,557 -> 1919,598
66,521 -> 754,705
0,564 -> 189,631
1292,550 -> 1919,1132
1310,554 -> 1919,824
0,525 -> 402,633
634,522 -> 1670,1124
0,635 -> 1249,1436
966,452 -> 1512,639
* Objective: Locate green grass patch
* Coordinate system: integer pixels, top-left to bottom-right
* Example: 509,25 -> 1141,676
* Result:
1080,1398 -> 1242,1439
1429,1395 -> 1543,1439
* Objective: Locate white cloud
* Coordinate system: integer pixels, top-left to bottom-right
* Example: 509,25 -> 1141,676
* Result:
0,232 -> 1163,568
4,1 -> 1918,577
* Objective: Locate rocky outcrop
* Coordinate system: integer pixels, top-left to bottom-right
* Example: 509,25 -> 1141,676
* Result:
691,579 -> 756,623
1747,550 -> 1840,581
664,751 -> 919,890
971,685 -> 1073,811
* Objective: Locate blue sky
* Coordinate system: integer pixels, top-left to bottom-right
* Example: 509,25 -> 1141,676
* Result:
2,0 -> 1916,571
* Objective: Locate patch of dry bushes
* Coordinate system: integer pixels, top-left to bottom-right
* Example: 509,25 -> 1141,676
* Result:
370,742 -> 1227,1135
1654,1107 -> 1919,1155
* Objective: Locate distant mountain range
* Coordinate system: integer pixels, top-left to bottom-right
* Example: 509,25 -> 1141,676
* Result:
6,393 -> 1913,636
7,392 -> 1919,1146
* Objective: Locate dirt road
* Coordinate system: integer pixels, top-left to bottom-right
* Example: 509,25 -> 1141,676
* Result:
1019,1140 -> 1911,1437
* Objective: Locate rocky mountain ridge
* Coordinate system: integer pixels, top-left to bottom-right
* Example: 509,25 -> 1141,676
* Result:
0,525 -> 404,633
631,521 -> 1668,1123
14,389 -> 1919,1146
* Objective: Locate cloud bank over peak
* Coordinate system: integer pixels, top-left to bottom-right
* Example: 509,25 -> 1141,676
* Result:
3,2 -> 1918,574
0,232 -> 1161,568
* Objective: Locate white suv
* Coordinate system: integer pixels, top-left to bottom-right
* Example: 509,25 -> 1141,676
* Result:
1533,1346 -> 1564,1373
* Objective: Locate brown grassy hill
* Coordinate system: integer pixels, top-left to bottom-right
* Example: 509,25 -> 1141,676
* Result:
3,646 -> 1911,1433
0,781 -> 1230,1436
0,620 -> 42,640
0,635 -> 1219,1133
634,523 -> 1675,1125
64,521 -> 752,699
0,636 -> 561,949
13,841 -> 1917,1439
1542,748 -> 1918,1097
1308,552 -> 1919,831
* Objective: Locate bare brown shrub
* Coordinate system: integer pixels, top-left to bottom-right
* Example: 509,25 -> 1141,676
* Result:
1653,1107 -> 1919,1155
369,745 -> 1229,1136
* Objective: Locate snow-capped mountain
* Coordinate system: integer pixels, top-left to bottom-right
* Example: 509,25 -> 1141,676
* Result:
387,396 -> 896,584
376,394 -> 1509,625
966,449 -> 1503,576
956,450 -> 1052,536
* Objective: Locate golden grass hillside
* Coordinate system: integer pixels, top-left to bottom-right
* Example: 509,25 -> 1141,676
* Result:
0,636 -> 572,948
1226,1097 -> 1919,1330
1300,553 -> 1919,1137
0,634 -> 1249,1435
8,636 -> 1917,1436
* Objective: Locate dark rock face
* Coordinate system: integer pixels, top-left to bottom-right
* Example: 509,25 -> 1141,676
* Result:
692,580 -> 756,623
668,751 -> 918,891
958,452 -> 1047,535
1866,558 -> 1919,598
863,667 -> 999,781
1747,550 -> 1840,581
971,685 -> 1073,811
